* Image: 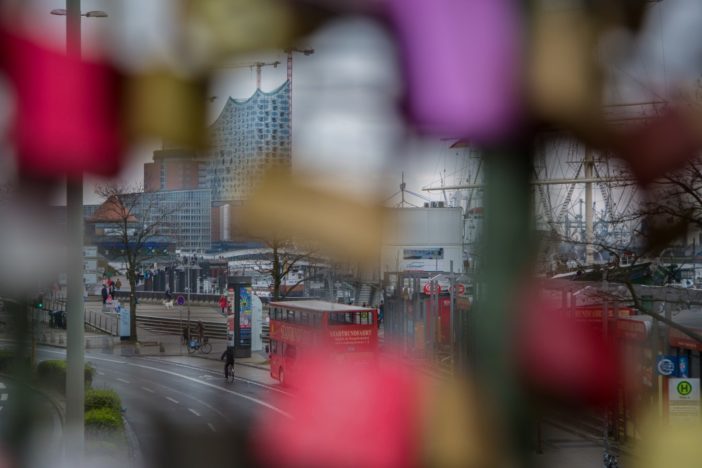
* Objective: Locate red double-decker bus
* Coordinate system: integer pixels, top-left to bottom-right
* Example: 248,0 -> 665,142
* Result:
267,300 -> 378,385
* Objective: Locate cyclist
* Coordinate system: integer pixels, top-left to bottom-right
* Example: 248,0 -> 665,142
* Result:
221,346 -> 235,381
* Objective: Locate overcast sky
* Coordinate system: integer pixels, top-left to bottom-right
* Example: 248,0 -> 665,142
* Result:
13,0 -> 702,206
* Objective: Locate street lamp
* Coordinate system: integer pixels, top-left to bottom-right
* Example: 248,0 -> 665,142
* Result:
50,1 -> 108,458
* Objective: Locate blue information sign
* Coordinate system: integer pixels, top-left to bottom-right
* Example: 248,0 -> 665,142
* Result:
678,356 -> 690,378
656,356 -> 676,376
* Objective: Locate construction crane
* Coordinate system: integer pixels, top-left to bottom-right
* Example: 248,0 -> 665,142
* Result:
218,60 -> 281,89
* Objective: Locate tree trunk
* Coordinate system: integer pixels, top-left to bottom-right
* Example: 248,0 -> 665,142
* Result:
273,245 -> 281,301
128,269 -> 138,342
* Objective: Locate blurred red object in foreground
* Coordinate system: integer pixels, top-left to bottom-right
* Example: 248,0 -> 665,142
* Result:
612,108 -> 702,186
253,354 -> 421,468
0,29 -> 123,180
515,292 -> 620,407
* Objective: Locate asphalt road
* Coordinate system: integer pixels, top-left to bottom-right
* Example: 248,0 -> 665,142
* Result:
0,375 -> 63,467
36,347 -> 289,467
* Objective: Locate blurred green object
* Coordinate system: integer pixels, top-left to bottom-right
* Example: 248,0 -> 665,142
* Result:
474,147 -> 536,465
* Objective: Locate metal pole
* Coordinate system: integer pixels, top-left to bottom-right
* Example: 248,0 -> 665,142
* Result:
187,266 -> 191,342
449,262 -> 456,373
65,0 -> 85,458
585,149 -> 594,264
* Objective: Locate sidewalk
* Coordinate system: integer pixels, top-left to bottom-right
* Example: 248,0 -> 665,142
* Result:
33,323 -> 271,372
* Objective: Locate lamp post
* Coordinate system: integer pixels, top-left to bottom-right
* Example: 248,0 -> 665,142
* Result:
50,2 -> 108,456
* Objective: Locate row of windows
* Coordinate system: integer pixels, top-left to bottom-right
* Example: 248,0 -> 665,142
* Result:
329,312 -> 374,326
270,308 -> 323,327
270,308 -> 374,326
270,340 -> 296,359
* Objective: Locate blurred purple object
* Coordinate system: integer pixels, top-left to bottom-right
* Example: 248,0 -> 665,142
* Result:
388,0 -> 523,142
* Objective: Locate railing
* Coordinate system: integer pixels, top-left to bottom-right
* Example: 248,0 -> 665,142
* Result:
112,290 -> 223,305
136,315 -> 227,340
84,308 -> 119,336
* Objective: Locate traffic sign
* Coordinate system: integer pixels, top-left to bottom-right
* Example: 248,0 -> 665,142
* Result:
668,378 -> 700,425
176,295 -> 185,306
423,283 -> 441,295
454,283 -> 466,295
656,356 -> 676,376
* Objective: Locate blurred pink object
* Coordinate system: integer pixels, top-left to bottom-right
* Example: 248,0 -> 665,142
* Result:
387,0 -> 523,142
516,293 -> 620,406
254,354 -> 421,467
0,29 -> 123,180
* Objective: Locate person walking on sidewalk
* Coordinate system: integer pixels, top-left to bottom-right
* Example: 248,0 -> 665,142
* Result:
101,285 -> 108,305
221,346 -> 235,381
218,295 -> 228,315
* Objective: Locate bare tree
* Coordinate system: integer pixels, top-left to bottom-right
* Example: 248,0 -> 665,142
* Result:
539,155 -> 702,346
94,183 -> 176,341
249,236 -> 322,301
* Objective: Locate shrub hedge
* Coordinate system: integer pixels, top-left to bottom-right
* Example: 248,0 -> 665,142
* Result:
85,389 -> 121,413
85,407 -> 123,432
36,360 -> 94,392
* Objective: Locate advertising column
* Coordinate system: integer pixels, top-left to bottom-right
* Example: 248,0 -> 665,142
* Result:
228,276 -> 252,358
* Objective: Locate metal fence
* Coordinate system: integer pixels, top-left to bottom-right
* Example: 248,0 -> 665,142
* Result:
383,272 -> 472,370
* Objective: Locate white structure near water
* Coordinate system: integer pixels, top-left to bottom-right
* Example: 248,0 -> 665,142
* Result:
381,207 -> 464,274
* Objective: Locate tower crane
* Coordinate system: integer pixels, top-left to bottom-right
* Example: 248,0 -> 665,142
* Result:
218,60 -> 281,89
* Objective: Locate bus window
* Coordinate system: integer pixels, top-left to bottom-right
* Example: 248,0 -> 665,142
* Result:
300,311 -> 308,325
286,310 -> 295,322
284,344 -> 297,360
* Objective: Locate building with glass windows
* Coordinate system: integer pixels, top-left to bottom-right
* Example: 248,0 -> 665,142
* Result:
207,81 -> 291,203
88,190 -> 212,254
141,189 -> 212,252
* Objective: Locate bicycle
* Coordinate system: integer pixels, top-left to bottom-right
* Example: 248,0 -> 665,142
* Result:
603,451 -> 619,468
225,362 -> 235,383
187,337 -> 212,354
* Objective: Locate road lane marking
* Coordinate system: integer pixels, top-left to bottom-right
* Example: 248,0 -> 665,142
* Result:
139,357 -> 293,396
208,423 -> 216,433
141,387 -> 154,393
0,394 -> 7,401
97,371 -> 105,376
116,378 -> 130,384
39,348 -> 292,418
165,397 -> 179,404
123,362 -> 291,418
188,408 -> 200,417
0,383 -> 5,389
148,384 -> 229,420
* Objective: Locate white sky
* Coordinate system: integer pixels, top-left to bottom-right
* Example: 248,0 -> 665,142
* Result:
11,0 -> 702,205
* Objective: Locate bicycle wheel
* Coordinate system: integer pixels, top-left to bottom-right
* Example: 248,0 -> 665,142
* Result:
201,342 -> 212,354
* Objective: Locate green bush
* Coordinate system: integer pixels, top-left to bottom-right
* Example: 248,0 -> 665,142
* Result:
85,389 -> 121,413
85,407 -> 123,433
36,360 -> 93,392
